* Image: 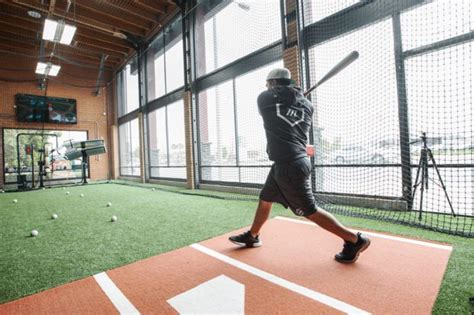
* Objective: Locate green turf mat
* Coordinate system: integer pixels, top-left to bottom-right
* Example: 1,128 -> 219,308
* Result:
1,183 -> 473,314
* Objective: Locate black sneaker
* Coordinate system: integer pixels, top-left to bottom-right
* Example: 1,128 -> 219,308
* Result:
335,233 -> 370,263
229,231 -> 262,248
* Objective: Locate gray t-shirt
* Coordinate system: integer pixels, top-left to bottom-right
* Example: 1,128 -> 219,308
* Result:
257,86 -> 313,163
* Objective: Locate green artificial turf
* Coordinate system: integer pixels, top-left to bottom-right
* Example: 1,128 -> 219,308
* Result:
0,182 -> 473,314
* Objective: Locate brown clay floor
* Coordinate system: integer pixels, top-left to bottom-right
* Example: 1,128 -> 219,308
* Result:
0,217 -> 452,314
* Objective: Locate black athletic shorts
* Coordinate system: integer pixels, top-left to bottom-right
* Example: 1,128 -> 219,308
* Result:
259,157 -> 317,216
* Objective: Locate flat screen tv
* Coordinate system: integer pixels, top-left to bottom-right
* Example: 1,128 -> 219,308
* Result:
15,94 -> 77,124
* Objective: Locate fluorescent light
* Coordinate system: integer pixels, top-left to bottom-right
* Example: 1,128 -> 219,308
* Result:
43,19 -> 57,41
60,23 -> 77,45
35,62 -> 61,77
49,64 -> 61,76
35,62 -> 48,75
42,18 -> 76,45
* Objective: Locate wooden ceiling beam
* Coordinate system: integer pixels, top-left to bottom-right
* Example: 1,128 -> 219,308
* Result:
74,28 -> 131,49
0,27 -> 38,41
0,36 -> 36,50
0,3 -> 133,49
0,33 -> 41,54
70,0 -> 153,30
101,1 -> 162,24
133,0 -> 167,15
73,42 -> 128,59
0,12 -> 41,33
45,48 -> 121,65
51,0 -> 148,37
11,0 -> 133,39
74,35 -> 131,55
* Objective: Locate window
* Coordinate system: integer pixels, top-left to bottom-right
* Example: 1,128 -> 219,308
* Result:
2,129 -> 88,184
302,0 -> 361,25
196,0 -> 281,76
402,1 -> 473,216
308,19 -> 401,197
118,60 -> 140,117
406,44 -> 473,165
146,20 -> 184,102
198,60 -> 283,184
199,80 -> 236,167
235,61 -> 284,166
148,100 -> 186,179
166,39 -> 184,93
119,119 -> 141,176
401,0 -> 473,50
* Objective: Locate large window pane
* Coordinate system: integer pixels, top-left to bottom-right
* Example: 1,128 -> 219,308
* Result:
308,19 -> 400,197
166,39 -> 184,93
406,43 -> 473,165
199,81 -> 235,168
130,119 -> 141,176
148,100 -> 186,180
146,24 -> 184,102
153,53 -> 166,100
235,60 -> 283,166
120,63 -> 139,116
119,123 -> 131,175
303,0 -> 360,25
149,107 -> 168,166
401,0 -> 473,51
119,119 -> 141,176
167,100 -> 185,166
198,59 -> 286,184
196,1 -> 281,76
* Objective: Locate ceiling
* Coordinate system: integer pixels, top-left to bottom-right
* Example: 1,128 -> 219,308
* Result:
0,0 -> 181,76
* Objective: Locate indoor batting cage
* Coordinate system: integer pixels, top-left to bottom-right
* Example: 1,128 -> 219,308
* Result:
114,0 -> 473,237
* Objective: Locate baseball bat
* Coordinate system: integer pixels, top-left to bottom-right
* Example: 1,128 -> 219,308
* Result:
304,50 -> 359,96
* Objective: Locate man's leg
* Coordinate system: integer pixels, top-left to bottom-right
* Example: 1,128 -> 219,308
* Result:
305,207 -> 357,243
228,200 -> 272,247
250,199 -> 273,237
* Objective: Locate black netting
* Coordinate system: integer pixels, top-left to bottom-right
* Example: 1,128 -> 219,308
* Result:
302,0 -> 473,237
110,0 -> 474,237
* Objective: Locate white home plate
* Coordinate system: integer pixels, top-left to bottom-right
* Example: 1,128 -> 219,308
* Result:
167,275 -> 244,314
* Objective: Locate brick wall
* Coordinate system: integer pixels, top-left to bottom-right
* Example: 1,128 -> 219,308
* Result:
183,91 -> 195,189
283,46 -> 301,87
0,80 -> 112,187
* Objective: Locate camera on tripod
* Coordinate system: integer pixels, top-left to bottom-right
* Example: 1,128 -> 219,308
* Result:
410,132 -> 456,220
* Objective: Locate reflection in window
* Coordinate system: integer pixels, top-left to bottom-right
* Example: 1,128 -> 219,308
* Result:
119,119 -> 141,176
302,0 -> 360,25
197,0 -> 281,76
401,0 -> 473,50
148,100 -> 186,179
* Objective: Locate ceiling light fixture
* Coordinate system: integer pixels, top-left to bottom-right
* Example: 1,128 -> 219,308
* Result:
42,18 -> 77,45
35,62 -> 61,77
27,10 -> 42,19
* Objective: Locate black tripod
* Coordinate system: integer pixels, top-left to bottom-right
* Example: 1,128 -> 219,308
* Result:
411,132 -> 455,220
